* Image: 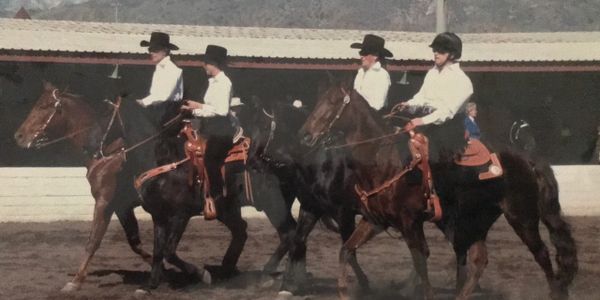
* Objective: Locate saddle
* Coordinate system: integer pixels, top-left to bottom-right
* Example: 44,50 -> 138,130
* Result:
454,139 -> 503,180
134,120 -> 252,221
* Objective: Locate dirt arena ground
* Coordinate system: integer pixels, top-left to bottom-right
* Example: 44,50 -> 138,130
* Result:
0,216 -> 597,300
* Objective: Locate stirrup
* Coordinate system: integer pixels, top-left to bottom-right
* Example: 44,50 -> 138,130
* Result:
425,194 -> 442,222
478,153 -> 503,180
203,196 -> 217,220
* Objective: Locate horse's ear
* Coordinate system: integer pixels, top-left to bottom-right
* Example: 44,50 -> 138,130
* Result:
42,80 -> 54,90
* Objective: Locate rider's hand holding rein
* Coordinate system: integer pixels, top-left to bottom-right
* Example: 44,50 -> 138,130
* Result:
181,100 -> 203,111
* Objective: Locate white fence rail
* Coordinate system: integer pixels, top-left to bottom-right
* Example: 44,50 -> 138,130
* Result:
0,166 -> 598,222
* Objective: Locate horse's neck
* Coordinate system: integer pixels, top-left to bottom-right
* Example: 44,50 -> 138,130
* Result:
63,98 -> 102,155
347,104 -> 403,186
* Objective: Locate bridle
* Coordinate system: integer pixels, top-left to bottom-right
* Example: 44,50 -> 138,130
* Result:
258,107 -> 288,168
509,119 -> 530,145
29,89 -> 92,149
309,87 -> 409,151
310,87 -> 352,145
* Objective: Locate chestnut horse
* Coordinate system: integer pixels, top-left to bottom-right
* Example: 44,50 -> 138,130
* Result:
13,82 -> 301,293
14,81 -> 155,292
299,79 -> 577,300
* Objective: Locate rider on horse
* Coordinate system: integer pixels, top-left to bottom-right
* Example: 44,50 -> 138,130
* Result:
397,32 -> 502,180
399,32 -> 473,133
136,32 -> 184,123
181,45 -> 235,219
464,102 -> 481,140
351,34 -> 393,112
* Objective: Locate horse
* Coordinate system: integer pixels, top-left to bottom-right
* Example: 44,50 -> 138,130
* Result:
131,94 -> 313,292
299,79 -> 578,300
14,81 -> 154,292
245,96 -> 372,296
13,81 -> 299,294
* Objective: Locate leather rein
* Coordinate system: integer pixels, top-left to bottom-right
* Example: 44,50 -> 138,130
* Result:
315,88 -> 409,151
30,89 -> 182,157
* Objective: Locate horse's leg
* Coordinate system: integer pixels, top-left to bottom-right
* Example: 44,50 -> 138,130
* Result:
504,213 -> 560,299
261,190 -> 297,274
338,218 -> 380,300
115,205 -> 152,264
210,195 -> 248,279
456,241 -> 488,300
455,250 -> 468,292
338,208 -> 370,292
62,191 -> 114,292
401,220 -> 434,300
163,214 -> 200,276
144,218 -> 168,291
280,207 -> 320,294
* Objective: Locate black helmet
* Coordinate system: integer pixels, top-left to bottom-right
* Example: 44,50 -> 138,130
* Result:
429,32 -> 462,60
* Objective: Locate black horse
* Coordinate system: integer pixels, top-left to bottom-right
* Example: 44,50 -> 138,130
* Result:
299,78 -> 578,300
130,96 -> 312,292
244,96 -> 371,296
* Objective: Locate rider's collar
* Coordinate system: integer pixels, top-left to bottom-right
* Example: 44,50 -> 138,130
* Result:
435,61 -> 460,72
157,55 -> 172,69
370,61 -> 382,71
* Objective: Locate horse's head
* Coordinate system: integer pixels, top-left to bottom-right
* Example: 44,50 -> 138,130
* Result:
14,81 -> 73,149
245,95 -> 307,166
299,76 -> 361,147
510,119 -> 536,154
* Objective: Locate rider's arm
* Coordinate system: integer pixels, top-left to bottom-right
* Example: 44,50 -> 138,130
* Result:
192,77 -> 231,117
403,70 -> 432,107
140,65 -> 182,106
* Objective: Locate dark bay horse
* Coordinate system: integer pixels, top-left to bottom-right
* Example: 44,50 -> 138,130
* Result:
299,80 -> 578,300
128,96 -> 310,292
14,81 -> 154,292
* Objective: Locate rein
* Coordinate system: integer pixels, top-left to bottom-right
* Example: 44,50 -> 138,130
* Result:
122,112 -> 184,154
318,88 -> 410,151
98,97 -> 124,157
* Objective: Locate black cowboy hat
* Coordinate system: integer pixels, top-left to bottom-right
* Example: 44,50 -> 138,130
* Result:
140,32 -> 179,52
350,34 -> 393,58
201,45 -> 228,68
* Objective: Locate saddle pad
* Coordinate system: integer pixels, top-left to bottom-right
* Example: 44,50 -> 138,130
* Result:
455,139 -> 491,167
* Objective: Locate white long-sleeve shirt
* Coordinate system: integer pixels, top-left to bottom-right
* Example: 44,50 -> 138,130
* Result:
140,56 -> 183,106
192,71 -> 232,117
405,63 -> 473,125
353,62 -> 391,111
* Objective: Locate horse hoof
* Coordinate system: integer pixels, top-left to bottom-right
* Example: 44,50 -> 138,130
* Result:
201,268 -> 212,285
261,277 -> 275,288
277,290 -> 294,300
133,289 -> 150,298
60,282 -> 80,292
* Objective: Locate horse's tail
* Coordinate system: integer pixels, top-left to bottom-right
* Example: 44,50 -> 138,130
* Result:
533,161 -> 578,291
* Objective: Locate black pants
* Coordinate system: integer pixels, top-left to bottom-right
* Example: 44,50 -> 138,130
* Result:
193,116 -> 234,199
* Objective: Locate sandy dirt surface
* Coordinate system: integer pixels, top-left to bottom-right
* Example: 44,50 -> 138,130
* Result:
0,216 -> 597,300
